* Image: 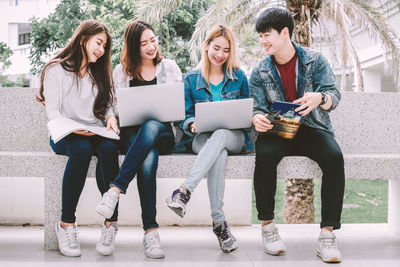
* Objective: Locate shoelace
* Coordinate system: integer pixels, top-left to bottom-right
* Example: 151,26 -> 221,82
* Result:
145,233 -> 161,249
64,226 -> 79,248
215,225 -> 232,242
101,227 -> 115,246
265,228 -> 280,242
179,192 -> 190,204
320,236 -> 337,249
173,189 -> 190,205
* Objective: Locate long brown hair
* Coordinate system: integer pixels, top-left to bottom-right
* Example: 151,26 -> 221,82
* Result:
199,25 -> 240,85
120,20 -> 162,79
37,20 -> 113,120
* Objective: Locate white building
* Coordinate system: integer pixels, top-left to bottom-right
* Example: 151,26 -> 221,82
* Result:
340,0 -> 400,92
0,0 -> 59,85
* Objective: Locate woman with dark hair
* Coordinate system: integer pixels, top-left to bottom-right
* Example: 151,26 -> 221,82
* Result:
96,20 -> 182,259
38,20 -> 120,257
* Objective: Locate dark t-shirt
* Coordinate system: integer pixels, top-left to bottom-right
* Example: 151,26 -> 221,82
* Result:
129,76 -> 157,87
275,53 -> 298,102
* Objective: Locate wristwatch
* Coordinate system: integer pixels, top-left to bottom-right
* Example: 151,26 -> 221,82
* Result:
320,92 -> 328,105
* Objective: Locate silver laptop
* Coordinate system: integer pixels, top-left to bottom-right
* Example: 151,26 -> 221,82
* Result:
195,98 -> 253,133
116,82 -> 185,127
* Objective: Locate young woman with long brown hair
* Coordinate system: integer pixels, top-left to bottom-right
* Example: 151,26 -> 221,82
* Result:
38,20 -> 120,257
96,20 -> 182,259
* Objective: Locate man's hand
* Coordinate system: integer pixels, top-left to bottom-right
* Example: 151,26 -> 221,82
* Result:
293,92 -> 323,116
252,114 -> 273,132
106,114 -> 120,135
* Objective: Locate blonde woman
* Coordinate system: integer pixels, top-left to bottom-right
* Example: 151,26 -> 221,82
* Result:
166,25 -> 253,253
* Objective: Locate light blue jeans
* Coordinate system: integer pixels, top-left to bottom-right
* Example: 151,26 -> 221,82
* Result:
182,129 -> 244,224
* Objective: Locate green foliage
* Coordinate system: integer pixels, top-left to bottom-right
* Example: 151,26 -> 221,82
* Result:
29,0 -> 136,74
153,0 -> 212,73
29,0 -> 210,75
93,0 -> 136,69
29,0 -> 87,74
1,76 -> 24,87
252,179 -> 388,224
0,42 -> 13,75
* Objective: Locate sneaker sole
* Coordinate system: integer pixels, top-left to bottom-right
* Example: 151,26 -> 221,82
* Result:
221,245 -> 239,253
316,251 -> 341,263
55,223 -> 81,257
165,198 -> 185,217
217,237 -> 239,253
145,253 -> 165,259
96,245 -> 113,256
265,249 -> 287,256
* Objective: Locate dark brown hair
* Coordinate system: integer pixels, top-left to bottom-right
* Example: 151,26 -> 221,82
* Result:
120,20 -> 162,79
37,20 -> 113,120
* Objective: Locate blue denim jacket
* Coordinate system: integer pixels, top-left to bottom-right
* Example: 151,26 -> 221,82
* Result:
249,42 -> 341,134
179,68 -> 254,152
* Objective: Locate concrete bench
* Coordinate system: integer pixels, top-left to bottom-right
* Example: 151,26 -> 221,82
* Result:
1,87 -> 399,250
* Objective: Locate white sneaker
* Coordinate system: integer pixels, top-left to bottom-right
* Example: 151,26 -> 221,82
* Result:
213,221 -> 239,253
96,223 -> 118,256
55,221 -> 81,257
143,229 -> 165,259
96,188 -> 119,219
261,223 -> 287,255
166,188 -> 191,218
317,229 -> 342,263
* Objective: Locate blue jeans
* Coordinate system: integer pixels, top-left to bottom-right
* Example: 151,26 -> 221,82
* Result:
112,120 -> 174,230
182,129 -> 244,224
50,134 -> 120,223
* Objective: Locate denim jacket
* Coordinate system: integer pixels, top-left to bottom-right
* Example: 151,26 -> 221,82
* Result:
179,68 -> 254,152
249,42 -> 341,134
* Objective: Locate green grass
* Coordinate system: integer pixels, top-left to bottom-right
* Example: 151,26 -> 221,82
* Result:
252,179 -> 388,224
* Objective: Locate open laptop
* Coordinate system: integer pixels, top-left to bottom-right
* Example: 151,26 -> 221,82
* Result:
195,98 -> 253,133
116,82 -> 185,127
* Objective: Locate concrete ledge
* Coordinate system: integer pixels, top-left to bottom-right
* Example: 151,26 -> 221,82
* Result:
2,90 -> 400,249
2,151 -> 399,249
1,152 -> 400,180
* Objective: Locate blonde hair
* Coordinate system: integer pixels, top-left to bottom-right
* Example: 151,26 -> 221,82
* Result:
199,25 -> 240,85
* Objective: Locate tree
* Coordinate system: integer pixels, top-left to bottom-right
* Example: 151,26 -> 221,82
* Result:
85,0 -> 137,69
30,0 -> 209,74
29,0 -> 86,75
186,0 -> 400,224
29,0 -> 137,74
0,42 -> 13,78
133,0 -> 212,72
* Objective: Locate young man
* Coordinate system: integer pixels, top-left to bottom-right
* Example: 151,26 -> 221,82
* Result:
250,8 -> 345,263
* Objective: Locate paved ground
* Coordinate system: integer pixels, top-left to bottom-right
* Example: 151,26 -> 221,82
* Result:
0,223 -> 399,267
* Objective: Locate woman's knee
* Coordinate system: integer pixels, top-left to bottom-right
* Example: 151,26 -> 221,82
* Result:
141,149 -> 159,176
212,129 -> 231,140
141,120 -> 164,135
67,138 -> 93,158
98,140 -> 118,156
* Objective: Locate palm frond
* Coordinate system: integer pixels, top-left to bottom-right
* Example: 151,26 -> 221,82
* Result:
188,0 -> 283,64
133,0 -> 182,23
319,4 -> 364,91
330,0 -> 400,89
